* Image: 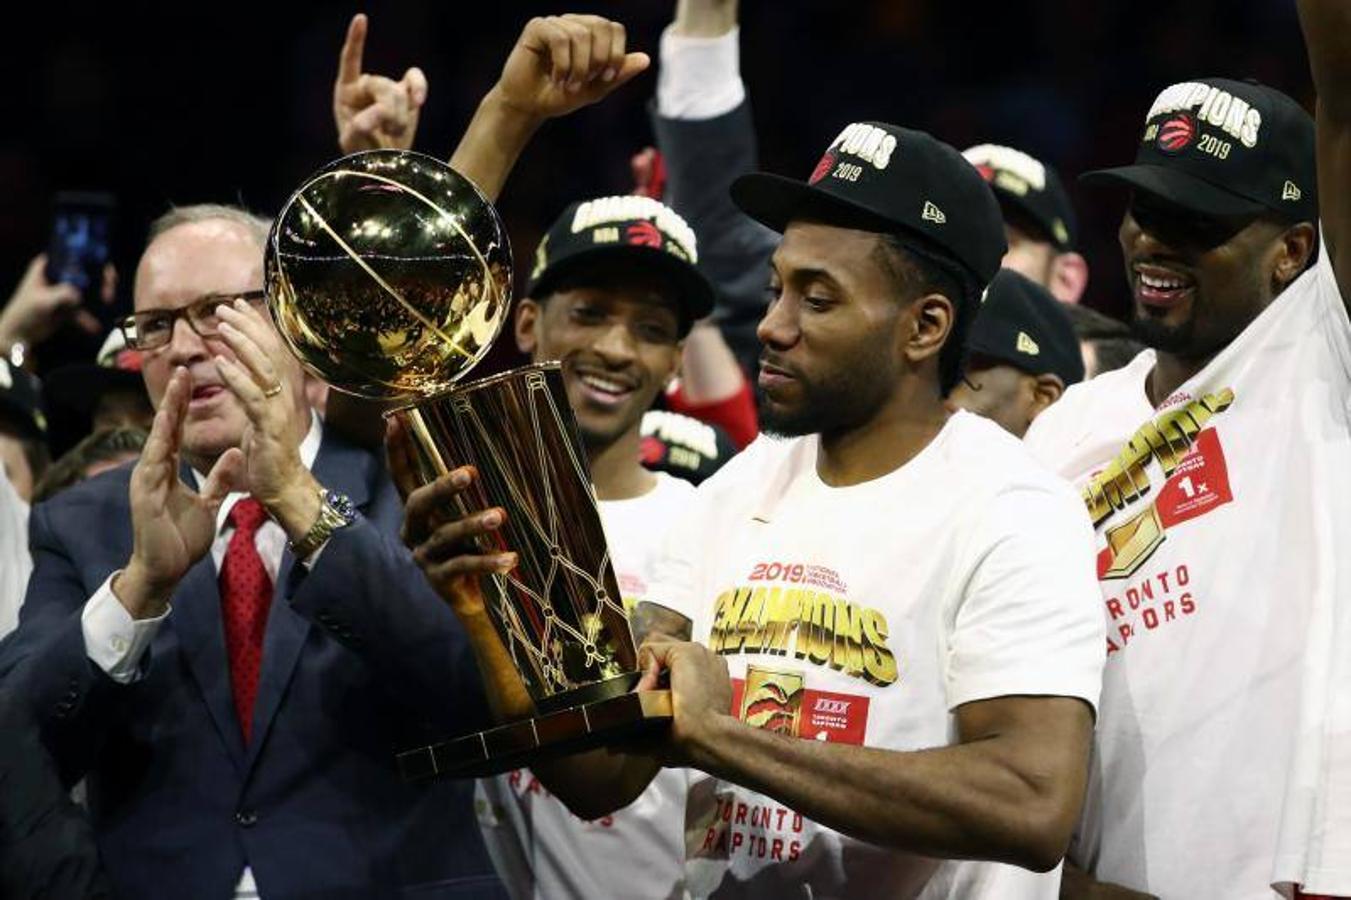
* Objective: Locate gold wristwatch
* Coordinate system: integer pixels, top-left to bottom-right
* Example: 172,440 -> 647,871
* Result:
289,488 -> 356,560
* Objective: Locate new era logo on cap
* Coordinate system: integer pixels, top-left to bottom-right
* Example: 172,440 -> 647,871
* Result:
922,202 -> 946,224
1283,180 -> 1302,201
1016,332 -> 1040,355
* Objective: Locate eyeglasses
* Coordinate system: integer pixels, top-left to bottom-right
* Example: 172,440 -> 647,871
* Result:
117,290 -> 267,351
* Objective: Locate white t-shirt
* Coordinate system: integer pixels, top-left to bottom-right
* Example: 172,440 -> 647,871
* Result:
646,413 -> 1105,899
1024,248 -> 1351,898
0,471 -> 30,640
476,472 -> 698,900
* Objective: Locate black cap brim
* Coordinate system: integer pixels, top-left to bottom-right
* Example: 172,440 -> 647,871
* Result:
44,366 -> 145,418
528,244 -> 715,326
731,172 -> 900,237
1080,164 -> 1267,219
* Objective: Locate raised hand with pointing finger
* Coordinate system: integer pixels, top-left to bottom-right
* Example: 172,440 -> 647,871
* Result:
333,13 -> 428,154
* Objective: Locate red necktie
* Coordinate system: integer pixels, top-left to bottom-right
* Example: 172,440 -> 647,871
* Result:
220,497 -> 273,743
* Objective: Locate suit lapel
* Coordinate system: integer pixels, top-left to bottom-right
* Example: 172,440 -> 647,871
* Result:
244,428 -> 375,773
172,460 -> 248,769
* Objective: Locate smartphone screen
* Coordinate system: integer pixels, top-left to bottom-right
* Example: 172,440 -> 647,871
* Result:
45,191 -> 115,301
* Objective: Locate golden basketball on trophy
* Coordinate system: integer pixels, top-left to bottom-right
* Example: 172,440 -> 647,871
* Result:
265,150 -> 670,778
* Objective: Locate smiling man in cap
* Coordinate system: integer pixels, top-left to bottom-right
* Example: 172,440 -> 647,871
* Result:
1024,43 -> 1351,900
439,192 -> 724,900
400,118 -> 1106,898
948,268 -> 1084,438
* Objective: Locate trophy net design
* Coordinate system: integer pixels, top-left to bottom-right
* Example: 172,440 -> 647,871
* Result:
266,151 -> 662,774
398,366 -> 638,711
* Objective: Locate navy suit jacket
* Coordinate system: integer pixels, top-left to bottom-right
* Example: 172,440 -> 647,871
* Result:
652,100 -> 778,378
0,428 -> 506,900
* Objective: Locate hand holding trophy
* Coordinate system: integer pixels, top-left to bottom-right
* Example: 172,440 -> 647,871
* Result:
265,150 -> 670,777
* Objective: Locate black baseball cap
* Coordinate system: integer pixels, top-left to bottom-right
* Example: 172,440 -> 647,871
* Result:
639,409 -> 735,486
0,359 -> 47,442
526,195 -> 715,330
45,328 -> 146,420
966,269 -> 1084,385
731,122 -> 1006,287
963,144 -> 1077,251
1082,78 -> 1316,224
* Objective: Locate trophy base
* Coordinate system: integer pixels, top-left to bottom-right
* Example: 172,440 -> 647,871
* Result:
398,689 -> 673,781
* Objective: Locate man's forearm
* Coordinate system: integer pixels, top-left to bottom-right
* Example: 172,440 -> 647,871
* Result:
686,707 -> 1085,872
448,88 -> 543,202
1300,0 -> 1351,121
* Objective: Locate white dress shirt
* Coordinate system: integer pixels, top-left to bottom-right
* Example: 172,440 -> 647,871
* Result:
0,471 -> 31,641
656,25 -> 746,121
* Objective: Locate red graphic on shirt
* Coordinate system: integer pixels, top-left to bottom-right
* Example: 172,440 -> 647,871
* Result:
1154,428 -> 1234,526
1096,427 -> 1234,580
1103,562 -> 1200,656
730,677 -> 870,746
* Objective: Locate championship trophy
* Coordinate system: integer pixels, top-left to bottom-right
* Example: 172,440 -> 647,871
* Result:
265,150 -> 671,779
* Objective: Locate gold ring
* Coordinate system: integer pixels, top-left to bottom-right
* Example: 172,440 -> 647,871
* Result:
263,383 -> 283,398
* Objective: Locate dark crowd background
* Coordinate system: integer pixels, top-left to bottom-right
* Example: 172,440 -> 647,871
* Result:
2,0 -> 1313,375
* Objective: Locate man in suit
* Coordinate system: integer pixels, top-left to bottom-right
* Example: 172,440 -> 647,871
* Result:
0,13 -> 650,898
0,202 -> 505,899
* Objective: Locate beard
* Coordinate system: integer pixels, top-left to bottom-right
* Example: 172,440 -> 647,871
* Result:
758,353 -> 897,439
1130,309 -> 1198,355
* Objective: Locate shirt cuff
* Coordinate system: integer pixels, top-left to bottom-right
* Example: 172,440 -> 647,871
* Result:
656,26 -> 746,120
82,574 -> 169,684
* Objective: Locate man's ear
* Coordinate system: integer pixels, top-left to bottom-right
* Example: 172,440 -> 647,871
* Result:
1048,252 -> 1089,304
515,298 -> 541,356
1273,222 -> 1317,291
1028,372 -> 1066,420
903,293 -> 954,367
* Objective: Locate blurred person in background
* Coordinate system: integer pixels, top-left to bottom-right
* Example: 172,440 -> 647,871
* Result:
0,466 -> 31,640
42,328 -> 154,456
947,268 -> 1085,438
32,426 -> 147,503
963,144 -> 1090,306
0,255 -> 115,371
1062,302 -> 1144,379
0,358 -> 50,503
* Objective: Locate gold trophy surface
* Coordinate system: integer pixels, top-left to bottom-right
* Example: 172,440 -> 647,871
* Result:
266,150 -> 670,779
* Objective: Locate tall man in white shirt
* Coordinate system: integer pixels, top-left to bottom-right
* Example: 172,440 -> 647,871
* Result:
398,116 -> 1107,898
1022,11 -> 1351,897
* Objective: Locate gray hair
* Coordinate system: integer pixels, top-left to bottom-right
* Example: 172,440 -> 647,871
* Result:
146,203 -> 271,246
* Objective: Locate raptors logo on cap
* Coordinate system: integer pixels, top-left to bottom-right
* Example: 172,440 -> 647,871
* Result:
625,220 -> 663,249
809,151 -> 837,185
1156,113 -> 1197,154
